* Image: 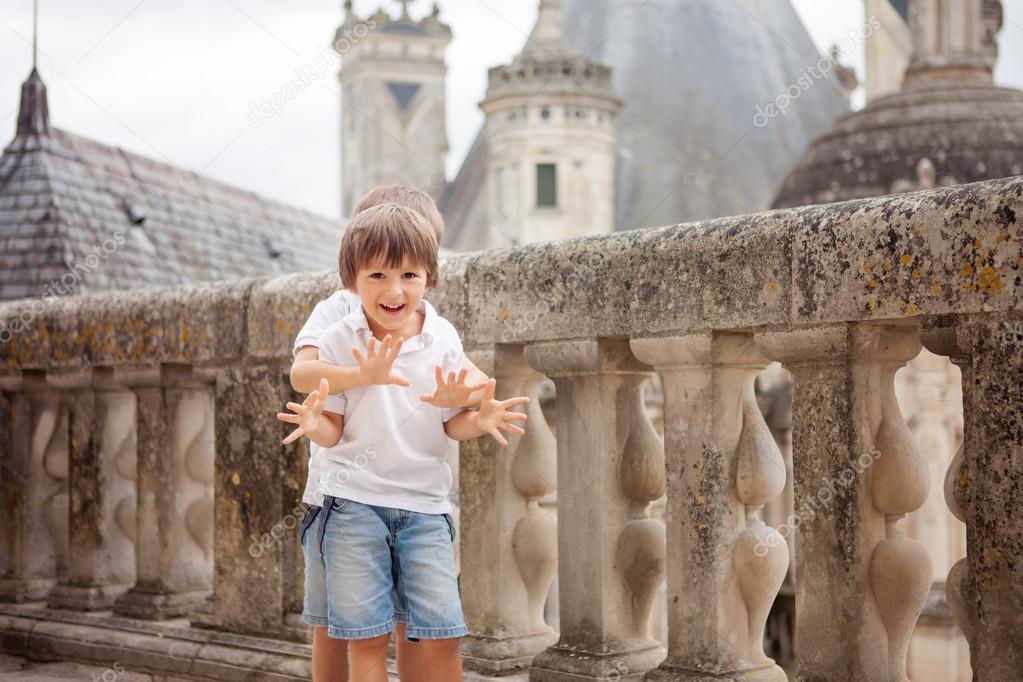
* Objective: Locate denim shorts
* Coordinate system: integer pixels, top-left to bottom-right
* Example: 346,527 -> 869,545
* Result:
299,495 -> 467,641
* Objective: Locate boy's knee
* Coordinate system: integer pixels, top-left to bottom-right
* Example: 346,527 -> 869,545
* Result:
348,633 -> 390,654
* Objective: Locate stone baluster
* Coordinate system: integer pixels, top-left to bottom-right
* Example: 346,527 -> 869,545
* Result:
47,370 -> 138,611
926,318 -> 1023,678
115,365 -> 215,619
204,364 -> 292,636
460,346 -> 559,675
525,340 -> 664,681
632,334 -> 787,681
759,324 -> 931,681
0,373 -> 69,602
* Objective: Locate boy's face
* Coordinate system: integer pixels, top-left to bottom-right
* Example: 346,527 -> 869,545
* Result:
350,257 -> 429,338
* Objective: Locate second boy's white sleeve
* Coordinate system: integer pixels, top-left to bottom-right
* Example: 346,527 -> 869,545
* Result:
293,293 -> 353,357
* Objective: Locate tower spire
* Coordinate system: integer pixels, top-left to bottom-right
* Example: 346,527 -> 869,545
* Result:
18,0 -> 50,137
32,0 -> 38,70
524,0 -> 565,57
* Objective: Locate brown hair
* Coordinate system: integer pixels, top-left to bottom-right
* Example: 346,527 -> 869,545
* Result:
353,185 -> 445,243
339,204 -> 439,290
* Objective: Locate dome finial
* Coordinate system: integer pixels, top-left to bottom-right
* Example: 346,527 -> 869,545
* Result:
904,0 -> 996,86
524,0 -> 564,56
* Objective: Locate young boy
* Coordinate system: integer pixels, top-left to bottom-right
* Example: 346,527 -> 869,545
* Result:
287,186 -> 490,682
278,204 -> 528,682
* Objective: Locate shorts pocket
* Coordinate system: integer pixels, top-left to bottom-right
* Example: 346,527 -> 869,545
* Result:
298,505 -> 321,547
443,513 -> 456,543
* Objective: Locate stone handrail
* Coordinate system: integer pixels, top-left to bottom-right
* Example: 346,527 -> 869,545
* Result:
0,176 -> 1020,681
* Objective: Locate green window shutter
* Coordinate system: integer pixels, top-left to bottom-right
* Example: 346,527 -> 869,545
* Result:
536,163 -> 557,208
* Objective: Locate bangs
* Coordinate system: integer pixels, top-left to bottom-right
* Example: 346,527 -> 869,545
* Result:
339,204 -> 439,289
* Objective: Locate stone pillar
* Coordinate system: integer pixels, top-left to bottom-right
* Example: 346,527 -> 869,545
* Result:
928,318 -> 1023,678
758,324 -> 931,681
0,374 -> 69,602
460,345 -> 558,675
204,365 -> 289,635
632,334 -> 788,681
525,340 -> 664,681
47,370 -> 138,611
115,365 -> 214,619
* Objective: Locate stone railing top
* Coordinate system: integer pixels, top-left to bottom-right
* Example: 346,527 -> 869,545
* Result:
1,176 -> 1020,375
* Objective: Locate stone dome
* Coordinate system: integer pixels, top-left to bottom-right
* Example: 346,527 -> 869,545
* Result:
774,0 -> 1020,209
773,80 -> 1023,208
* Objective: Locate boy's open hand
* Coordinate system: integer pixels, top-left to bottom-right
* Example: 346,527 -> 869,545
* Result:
352,334 -> 411,387
473,379 -> 529,447
277,377 -> 329,445
421,367 -> 489,409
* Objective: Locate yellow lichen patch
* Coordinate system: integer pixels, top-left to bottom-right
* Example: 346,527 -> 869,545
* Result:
275,319 -> 286,333
931,283 -> 942,295
868,299 -> 878,311
181,328 -> 190,344
766,280 -> 779,294
904,302 -> 919,316
883,260 -> 893,271
959,471 -> 969,488
997,230 -> 1009,243
866,277 -> 879,289
498,307 -> 510,321
911,269 -> 921,279
977,266 -> 1003,294
860,263 -> 872,274
961,263 -> 974,278
231,472 -> 241,486
697,495 -> 705,504
900,254 -> 913,266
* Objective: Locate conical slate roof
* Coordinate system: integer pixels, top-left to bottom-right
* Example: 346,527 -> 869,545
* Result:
440,0 -> 849,249
0,72 -> 344,301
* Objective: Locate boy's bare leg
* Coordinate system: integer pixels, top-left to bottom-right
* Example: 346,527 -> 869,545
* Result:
348,633 -> 390,682
414,638 -> 462,682
394,623 -> 424,682
312,627 -> 348,682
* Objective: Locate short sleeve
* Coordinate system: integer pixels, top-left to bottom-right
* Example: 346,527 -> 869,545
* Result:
316,323 -> 354,416
293,292 -> 354,356
323,393 -> 347,416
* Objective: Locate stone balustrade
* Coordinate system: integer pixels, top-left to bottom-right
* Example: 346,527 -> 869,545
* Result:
1,177 -> 1020,681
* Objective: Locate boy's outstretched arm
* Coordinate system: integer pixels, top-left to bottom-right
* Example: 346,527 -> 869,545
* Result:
443,379 -> 529,447
290,335 -> 411,394
277,378 -> 344,448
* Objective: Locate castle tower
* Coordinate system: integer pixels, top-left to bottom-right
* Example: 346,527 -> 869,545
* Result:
478,0 -> 621,245
336,0 -> 452,217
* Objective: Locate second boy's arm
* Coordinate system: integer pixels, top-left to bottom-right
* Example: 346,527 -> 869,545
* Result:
443,379 -> 529,447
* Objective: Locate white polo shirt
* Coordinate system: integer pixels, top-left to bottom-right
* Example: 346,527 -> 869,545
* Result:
312,299 -> 465,514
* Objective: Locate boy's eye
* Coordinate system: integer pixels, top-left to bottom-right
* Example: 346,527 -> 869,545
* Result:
369,272 -> 384,279
402,272 -> 419,279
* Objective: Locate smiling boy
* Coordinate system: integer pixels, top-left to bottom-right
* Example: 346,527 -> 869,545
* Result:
278,204 -> 528,681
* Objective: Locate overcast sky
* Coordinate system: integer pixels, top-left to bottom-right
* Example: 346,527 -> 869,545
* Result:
1,0 -> 1021,220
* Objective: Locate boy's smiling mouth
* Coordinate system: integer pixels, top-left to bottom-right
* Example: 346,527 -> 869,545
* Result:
380,303 -> 406,316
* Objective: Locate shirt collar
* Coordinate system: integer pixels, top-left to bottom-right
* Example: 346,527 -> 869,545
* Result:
343,297 -> 437,348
